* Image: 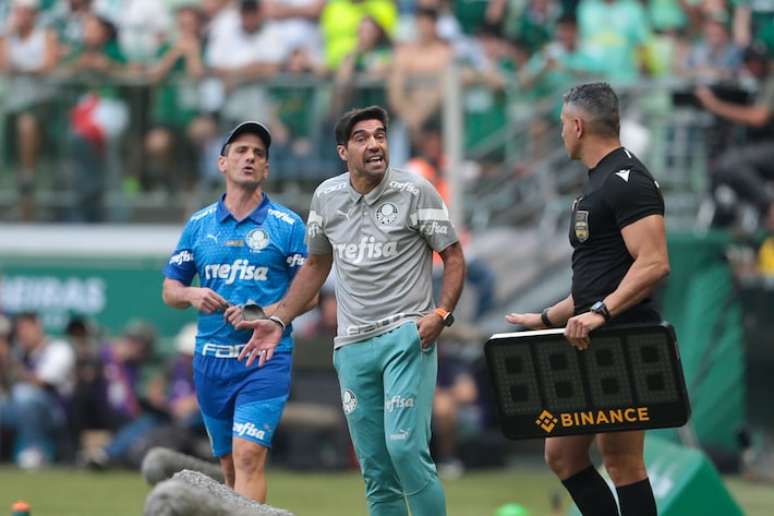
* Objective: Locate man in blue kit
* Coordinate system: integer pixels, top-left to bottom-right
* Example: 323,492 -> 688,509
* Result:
161,121 -> 314,503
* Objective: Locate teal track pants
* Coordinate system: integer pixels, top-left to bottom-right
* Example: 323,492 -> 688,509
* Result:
334,322 -> 447,516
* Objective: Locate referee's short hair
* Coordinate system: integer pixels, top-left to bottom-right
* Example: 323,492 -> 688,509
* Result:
335,106 -> 390,145
563,82 -> 620,138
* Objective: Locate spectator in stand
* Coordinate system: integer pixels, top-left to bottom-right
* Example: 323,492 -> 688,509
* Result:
395,0 -> 463,47
520,14 -> 602,108
696,45 -> 774,232
108,0 -> 172,66
0,0 -> 59,221
459,22 -> 521,157
269,44 -> 326,181
492,0 -> 562,53
320,0 -> 397,70
388,6 -> 452,140
62,12 -> 128,222
65,315 -> 110,455
145,2 -> 215,196
204,0 -> 287,126
84,322 -> 204,469
677,13 -> 742,83
577,0 -> 651,85
44,0 -> 93,57
0,312 -> 75,468
449,0 -> 490,36
97,320 -> 159,431
331,16 -> 393,116
733,0 -> 774,55
263,0 -> 326,65
200,0 -> 237,36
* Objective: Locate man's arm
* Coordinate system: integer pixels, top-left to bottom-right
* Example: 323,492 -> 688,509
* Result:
417,242 -> 466,348
162,278 -> 229,313
603,214 -> 671,316
272,253 -> 332,324
237,253 -> 333,367
436,242 -> 466,315
564,214 -> 670,348
506,294 -> 575,329
696,86 -> 771,127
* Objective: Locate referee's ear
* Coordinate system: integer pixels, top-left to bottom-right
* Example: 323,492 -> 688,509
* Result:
337,144 -> 348,163
572,116 -> 585,139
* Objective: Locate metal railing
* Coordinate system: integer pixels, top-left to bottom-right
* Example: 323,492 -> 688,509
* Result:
0,71 -> 722,226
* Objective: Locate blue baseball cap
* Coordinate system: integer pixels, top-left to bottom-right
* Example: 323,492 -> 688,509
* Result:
220,121 -> 272,156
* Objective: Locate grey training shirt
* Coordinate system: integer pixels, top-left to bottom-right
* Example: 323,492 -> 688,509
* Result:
306,168 -> 458,348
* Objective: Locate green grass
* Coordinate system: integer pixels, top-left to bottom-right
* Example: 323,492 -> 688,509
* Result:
0,466 -> 771,516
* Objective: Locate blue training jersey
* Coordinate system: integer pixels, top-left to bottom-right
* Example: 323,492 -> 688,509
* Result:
163,193 -> 307,354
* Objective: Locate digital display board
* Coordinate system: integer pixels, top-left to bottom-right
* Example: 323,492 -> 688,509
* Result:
485,323 -> 691,439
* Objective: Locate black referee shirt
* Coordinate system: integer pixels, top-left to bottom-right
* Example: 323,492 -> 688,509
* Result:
569,147 -> 665,318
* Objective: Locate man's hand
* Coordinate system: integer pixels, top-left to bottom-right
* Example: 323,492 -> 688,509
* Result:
187,287 -> 229,314
224,305 -> 243,327
695,86 -> 717,109
505,312 -> 543,330
236,319 -> 283,367
564,312 -> 605,350
417,313 -> 444,350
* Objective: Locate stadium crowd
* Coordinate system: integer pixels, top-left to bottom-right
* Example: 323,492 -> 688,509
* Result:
0,0 -> 773,234
0,311 -> 209,469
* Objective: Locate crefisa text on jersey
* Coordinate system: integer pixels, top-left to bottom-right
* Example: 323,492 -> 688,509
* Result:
204,259 -> 269,284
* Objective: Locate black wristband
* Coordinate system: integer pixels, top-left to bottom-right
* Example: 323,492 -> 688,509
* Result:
541,308 -> 555,328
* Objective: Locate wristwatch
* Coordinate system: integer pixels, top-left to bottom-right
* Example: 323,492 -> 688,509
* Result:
589,301 -> 611,322
434,308 -> 455,327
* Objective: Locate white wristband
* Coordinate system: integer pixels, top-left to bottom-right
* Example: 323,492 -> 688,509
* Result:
269,315 -> 287,331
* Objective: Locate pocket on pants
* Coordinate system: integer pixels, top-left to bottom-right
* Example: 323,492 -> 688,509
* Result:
411,322 -> 435,353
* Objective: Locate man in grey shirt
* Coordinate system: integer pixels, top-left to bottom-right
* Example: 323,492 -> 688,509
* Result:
236,106 -> 466,516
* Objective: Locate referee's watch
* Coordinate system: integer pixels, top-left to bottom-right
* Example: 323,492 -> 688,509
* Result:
589,301 -> 612,322
434,308 -> 455,327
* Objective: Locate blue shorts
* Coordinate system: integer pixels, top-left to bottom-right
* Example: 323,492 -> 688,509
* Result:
193,351 -> 291,457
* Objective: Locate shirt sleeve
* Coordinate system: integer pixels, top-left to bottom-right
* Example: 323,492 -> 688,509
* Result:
411,178 -> 459,252
36,341 -> 75,389
163,222 -> 197,285
286,216 -> 308,281
305,189 -> 333,255
603,167 -> 665,229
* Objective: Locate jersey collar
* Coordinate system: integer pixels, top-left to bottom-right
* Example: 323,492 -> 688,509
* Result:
347,168 -> 392,205
216,192 -> 271,224
589,146 -> 627,176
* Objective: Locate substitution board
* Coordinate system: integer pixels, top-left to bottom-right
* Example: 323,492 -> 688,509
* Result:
485,323 -> 691,439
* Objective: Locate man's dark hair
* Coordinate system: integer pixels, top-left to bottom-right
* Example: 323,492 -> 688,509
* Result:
335,106 -> 390,145
240,0 -> 260,12
556,14 -> 577,26
416,6 -> 440,21
563,82 -> 620,137
14,311 -> 39,323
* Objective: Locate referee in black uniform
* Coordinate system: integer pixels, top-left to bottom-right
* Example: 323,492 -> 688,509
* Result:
507,83 -> 670,516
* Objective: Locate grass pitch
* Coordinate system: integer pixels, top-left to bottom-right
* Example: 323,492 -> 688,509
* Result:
0,466 -> 772,516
